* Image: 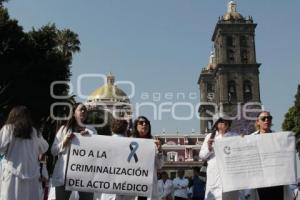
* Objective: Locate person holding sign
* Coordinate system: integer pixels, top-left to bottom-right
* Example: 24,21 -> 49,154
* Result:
0,106 -> 49,200
199,112 -> 239,200
51,103 -> 97,200
99,117 -> 137,200
249,111 -> 293,200
131,116 -> 164,200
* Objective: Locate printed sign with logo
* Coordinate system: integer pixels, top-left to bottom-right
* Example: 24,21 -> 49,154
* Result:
214,132 -> 296,192
65,134 -> 156,197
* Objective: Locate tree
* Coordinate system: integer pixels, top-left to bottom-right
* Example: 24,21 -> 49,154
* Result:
282,85 -> 300,151
0,0 -> 9,7
0,5 -> 80,128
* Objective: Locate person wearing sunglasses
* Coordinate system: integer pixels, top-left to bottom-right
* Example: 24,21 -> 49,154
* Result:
199,112 -> 239,200
131,116 -> 164,200
253,111 -> 273,134
249,111 -> 293,200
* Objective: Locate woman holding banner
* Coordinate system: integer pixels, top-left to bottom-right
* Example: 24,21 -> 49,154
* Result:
0,105 -> 49,200
199,112 -> 239,200
51,103 -> 97,200
248,111 -> 293,200
131,116 -> 164,200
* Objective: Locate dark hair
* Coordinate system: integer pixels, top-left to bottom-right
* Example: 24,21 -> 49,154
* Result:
132,116 -> 152,138
64,102 -> 86,132
6,105 -> 33,139
193,167 -> 200,174
111,118 -> 128,135
161,171 -> 168,177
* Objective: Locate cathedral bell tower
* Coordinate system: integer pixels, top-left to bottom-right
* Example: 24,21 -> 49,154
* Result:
198,1 -> 261,134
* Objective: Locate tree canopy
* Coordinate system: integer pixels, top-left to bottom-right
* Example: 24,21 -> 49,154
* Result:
0,5 -> 80,127
282,85 -> 300,148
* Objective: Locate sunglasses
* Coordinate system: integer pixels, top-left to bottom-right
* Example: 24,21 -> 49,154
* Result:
259,116 -> 273,122
137,120 -> 148,125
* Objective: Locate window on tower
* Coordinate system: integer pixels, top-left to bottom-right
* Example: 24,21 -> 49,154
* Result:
227,49 -> 235,63
241,50 -> 248,64
228,80 -> 237,103
240,36 -> 248,47
243,80 -> 252,102
226,36 -> 233,47
207,83 -> 214,93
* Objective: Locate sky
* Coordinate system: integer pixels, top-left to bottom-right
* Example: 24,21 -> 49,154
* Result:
5,0 -> 300,134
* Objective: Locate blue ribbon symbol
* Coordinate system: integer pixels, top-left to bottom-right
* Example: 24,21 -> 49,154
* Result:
127,141 -> 139,163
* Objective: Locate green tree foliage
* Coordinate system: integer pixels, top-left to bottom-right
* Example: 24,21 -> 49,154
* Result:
0,5 -> 80,127
282,85 -> 300,147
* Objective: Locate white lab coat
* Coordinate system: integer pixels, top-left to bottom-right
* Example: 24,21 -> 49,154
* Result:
51,125 -> 97,187
0,124 -> 49,200
158,179 -> 173,200
199,131 -> 239,200
50,125 -> 97,200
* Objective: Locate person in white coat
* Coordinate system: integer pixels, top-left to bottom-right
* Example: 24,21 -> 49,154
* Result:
199,113 -> 239,200
173,170 -> 189,200
98,117 -> 136,200
158,171 -> 173,200
0,105 -> 49,200
51,103 -> 97,200
246,111 -> 293,200
131,116 -> 164,200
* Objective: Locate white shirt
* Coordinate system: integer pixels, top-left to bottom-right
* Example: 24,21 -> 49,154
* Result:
51,125 -> 97,187
294,188 -> 300,200
0,125 -> 49,179
158,179 -> 173,200
173,177 -> 189,198
199,131 -> 239,200
0,124 -> 49,200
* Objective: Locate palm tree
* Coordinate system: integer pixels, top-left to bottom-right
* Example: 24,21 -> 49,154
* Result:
57,29 -> 80,58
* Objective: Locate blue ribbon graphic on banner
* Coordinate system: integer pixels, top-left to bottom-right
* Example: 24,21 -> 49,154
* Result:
127,141 -> 139,163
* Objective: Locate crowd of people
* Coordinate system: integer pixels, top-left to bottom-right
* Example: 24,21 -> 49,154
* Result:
0,104 -> 298,200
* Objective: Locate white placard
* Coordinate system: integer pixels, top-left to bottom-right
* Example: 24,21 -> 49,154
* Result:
214,132 -> 296,192
65,134 -> 156,197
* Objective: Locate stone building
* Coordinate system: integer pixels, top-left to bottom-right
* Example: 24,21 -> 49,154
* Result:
154,133 -> 206,179
198,1 -> 262,134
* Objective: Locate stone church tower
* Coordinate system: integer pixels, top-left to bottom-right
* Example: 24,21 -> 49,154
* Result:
198,1 -> 261,134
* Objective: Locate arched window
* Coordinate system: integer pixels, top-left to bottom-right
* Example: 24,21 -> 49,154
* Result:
227,49 -> 235,63
226,36 -> 233,47
228,80 -> 237,103
241,50 -> 248,64
167,152 -> 178,162
240,36 -> 248,47
243,80 -> 252,102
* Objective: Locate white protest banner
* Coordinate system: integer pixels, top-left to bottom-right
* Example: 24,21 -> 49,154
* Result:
65,134 -> 156,197
214,132 -> 296,192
